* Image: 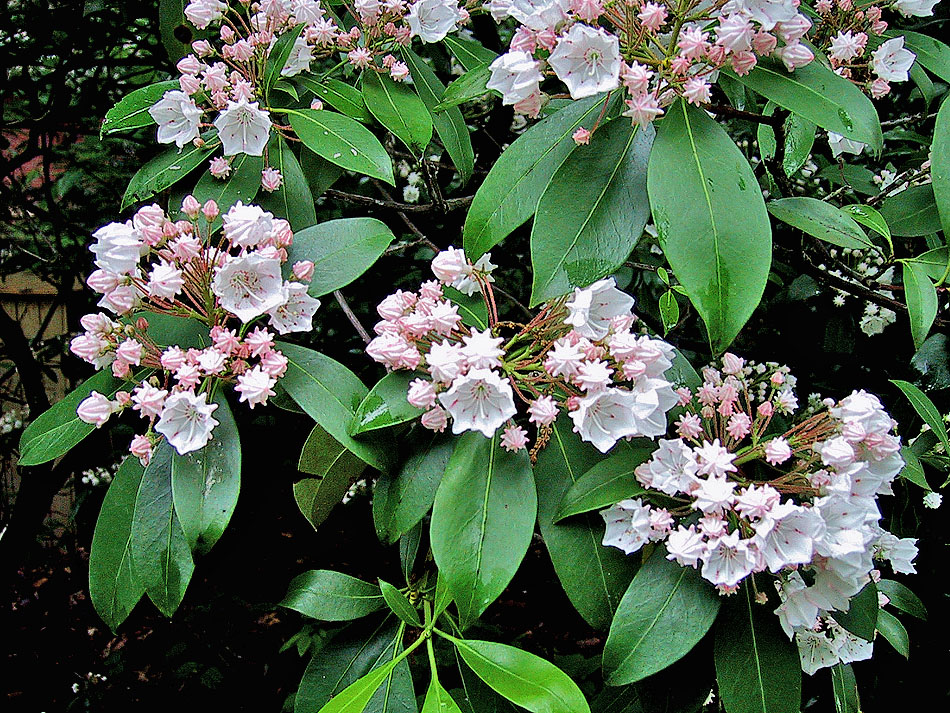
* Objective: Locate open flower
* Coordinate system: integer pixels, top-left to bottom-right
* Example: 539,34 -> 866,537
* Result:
547,23 -> 621,100
155,390 -> 220,454
214,99 -> 272,156
565,277 -> 635,340
438,368 -> 517,437
149,90 -> 202,147
211,252 -> 286,322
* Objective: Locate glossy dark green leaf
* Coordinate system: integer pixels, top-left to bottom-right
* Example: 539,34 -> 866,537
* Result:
300,146 -> 345,197
379,580 -> 421,626
899,31 -> 950,84
130,442 -> 194,617
436,63 -> 492,111
399,523 -> 422,585
841,204 -> 891,248
289,109 -> 394,184
554,448 -> 653,523
902,261 -> 938,350
880,185 -> 942,237
603,550 -> 720,685
350,371 -> 424,435
648,99 -> 772,353
282,570 -> 385,621
263,23 -> 305,91
188,151 -> 263,226
767,197 -> 872,250
122,131 -> 218,209
443,34 -> 498,71
101,80 -> 179,137
287,217 -> 396,298
756,102 -> 816,177
724,59 -> 882,153
296,424 -> 367,530
830,664 -> 860,713
430,432 -> 536,629
830,582 -> 877,641
89,456 -> 146,632
296,75 -> 374,122
535,416 -> 639,630
714,581 -> 801,713
464,93 -> 613,258
258,134 -> 317,230
530,120 -> 653,305
170,392 -> 240,556
19,369 -> 123,466
907,246 -> 949,282
451,637 -> 591,713
402,48 -> 474,184
877,579 -> 927,620
158,0 -> 206,62
362,70 -> 433,156
876,609 -> 909,658
890,379 -> 950,455
374,432 -> 453,544
445,287 -> 488,329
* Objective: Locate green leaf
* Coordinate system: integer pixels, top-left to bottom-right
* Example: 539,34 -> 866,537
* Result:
18,369 -> 123,466
296,76 -> 374,123
422,679 -> 464,713
374,432 -> 453,544
724,59 -> 882,153
287,217 -> 396,298
876,609 -> 910,658
89,456 -> 146,632
464,93 -> 613,258
714,581 -> 801,713
430,432 -> 536,629
317,657 -> 402,713
402,49 -> 475,185
122,132 -> 218,209
282,570 -> 386,621
830,581 -> 877,641
877,579 -> 927,620
530,120 -> 653,305
379,580 -> 421,626
188,151 -> 263,224
296,424 -> 367,530
554,448 -> 653,523
890,379 -> 950,455
899,446 -> 930,490
931,88 -> 950,240
445,287 -> 488,330
902,261 -> 938,350
443,34 -> 498,72
350,371 -> 424,436
899,31 -> 950,84
100,80 -> 179,137
648,99 -> 772,353
767,197 -> 873,250
756,102 -> 816,177
433,572 -> 453,620
603,550 -> 720,685
259,134 -> 317,230
907,246 -> 950,282
278,342 -> 394,473
451,637 -> 591,713
841,204 -> 892,248
362,70 -> 433,156
399,523 -> 422,585
300,146 -> 345,197
534,416 -> 639,630
830,664 -> 860,713
159,0 -> 207,63
263,23 -> 305,92
130,442 -> 195,618
659,291 -> 679,335
170,392 -> 240,556
436,64 -> 492,111
880,185 -> 942,237
289,109 -> 394,184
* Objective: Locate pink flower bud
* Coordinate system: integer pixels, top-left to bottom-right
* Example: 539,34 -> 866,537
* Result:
86,269 -> 121,294
130,434 -> 153,465
407,378 -> 437,408
202,200 -> 220,221
572,127 -> 592,145
220,25 -> 236,42
181,195 -> 201,218
192,40 -> 213,57
292,260 -> 315,281
757,401 -> 774,418
421,406 -> 448,432
77,392 -> 114,427
135,317 -> 149,331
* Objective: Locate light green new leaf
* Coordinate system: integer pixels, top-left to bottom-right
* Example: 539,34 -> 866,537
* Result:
130,442 -> 195,618
430,433 -> 536,629
286,218 -> 396,298
603,550 -> 720,685
530,120 -> 653,305
362,70 -> 433,156
258,134 -> 317,230
350,371 -> 424,436
648,98 -> 772,354
122,132 -> 219,209
101,80 -> 179,137
464,93 -> 614,258
841,204 -> 892,252
659,290 -> 679,335
890,379 -> 950,455
282,570 -> 385,621
89,456 -> 146,632
553,448 -> 652,523
714,581 -> 801,713
379,580 -> 421,626
830,664 -> 861,713
902,261 -> 938,350
289,109 -> 394,184
768,197 -> 873,250
422,679 -> 464,713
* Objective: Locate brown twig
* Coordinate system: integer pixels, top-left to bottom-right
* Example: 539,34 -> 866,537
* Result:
323,189 -> 473,213
333,290 -> 371,344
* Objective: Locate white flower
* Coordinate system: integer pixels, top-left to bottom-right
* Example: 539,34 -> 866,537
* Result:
235,366 -> 277,408
754,502 -> 825,571
211,252 -> 286,322
923,491 -> 942,509
438,368 -> 517,437
700,530 -> 757,587
893,0 -> 940,16
222,202 -> 275,248
507,0 -> 570,30
486,51 -> 542,106
452,253 -> 497,296
426,340 -> 466,383
692,476 -> 737,514
461,328 -> 505,369
569,387 -> 644,453
627,377 -> 678,438
148,90 -> 202,147
695,439 -> 737,478
147,260 -> 184,299
214,99 -> 272,156
722,0 -> 797,31
185,0 -> 227,29
871,37 -> 915,83
665,525 -> 707,567
155,390 -> 220,455
547,24 -> 621,100
293,0 -> 325,23
267,281 -> 321,333
795,627 -> 840,675
601,498 -> 653,554
280,36 -> 313,76
90,221 -> 145,276
829,31 -> 863,62
406,0 -> 463,43
634,438 -> 699,495
565,277 -> 634,340
828,132 -> 866,158
716,14 -> 754,53
830,621 -> 873,665
874,531 -> 918,574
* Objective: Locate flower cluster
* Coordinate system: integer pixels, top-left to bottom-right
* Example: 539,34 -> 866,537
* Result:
70,199 -> 320,460
366,247 -> 679,453
599,353 -> 917,675
151,0 -> 468,186
483,0 -> 820,122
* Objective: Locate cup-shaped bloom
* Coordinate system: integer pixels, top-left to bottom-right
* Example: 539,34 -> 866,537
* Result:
547,24 -> 621,100
407,0 -> 463,43
155,390 -> 220,454
564,277 -> 634,340
214,99 -> 272,156
267,281 -> 321,334
437,368 -> 517,437
211,252 -> 286,322
90,221 -> 145,276
569,387 -> 643,453
148,90 -> 202,147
